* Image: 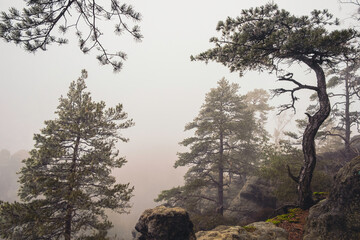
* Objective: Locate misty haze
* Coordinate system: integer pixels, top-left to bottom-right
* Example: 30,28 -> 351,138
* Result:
1,0 -> 360,240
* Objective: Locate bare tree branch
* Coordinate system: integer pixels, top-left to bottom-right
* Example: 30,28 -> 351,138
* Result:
287,165 -> 299,184
272,73 -> 319,114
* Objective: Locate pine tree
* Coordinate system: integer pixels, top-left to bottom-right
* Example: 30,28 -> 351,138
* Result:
0,70 -> 134,239
325,62 -> 360,160
192,3 -> 358,209
156,79 -> 264,218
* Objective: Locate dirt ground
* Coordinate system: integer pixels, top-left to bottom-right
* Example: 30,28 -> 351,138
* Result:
278,209 -> 309,240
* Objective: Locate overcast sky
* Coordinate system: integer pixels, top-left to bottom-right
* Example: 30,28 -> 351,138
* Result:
0,0 -> 357,238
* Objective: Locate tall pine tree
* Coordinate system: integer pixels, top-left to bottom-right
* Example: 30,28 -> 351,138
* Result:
156,79 -> 264,219
0,70 -> 134,240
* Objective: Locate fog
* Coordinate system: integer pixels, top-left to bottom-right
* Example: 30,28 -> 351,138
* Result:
0,0 -> 356,239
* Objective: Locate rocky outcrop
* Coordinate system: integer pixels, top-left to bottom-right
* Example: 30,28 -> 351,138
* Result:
304,156 -> 360,240
134,206 -> 196,240
196,222 -> 288,240
225,176 -> 277,224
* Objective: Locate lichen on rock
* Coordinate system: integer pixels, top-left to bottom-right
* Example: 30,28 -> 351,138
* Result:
196,222 -> 288,240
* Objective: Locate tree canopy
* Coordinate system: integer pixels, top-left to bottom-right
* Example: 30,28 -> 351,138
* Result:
0,70 -> 134,239
192,4 -> 357,77
0,0 -> 142,72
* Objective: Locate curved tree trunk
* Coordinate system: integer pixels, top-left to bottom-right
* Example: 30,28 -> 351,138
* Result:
298,61 -> 331,209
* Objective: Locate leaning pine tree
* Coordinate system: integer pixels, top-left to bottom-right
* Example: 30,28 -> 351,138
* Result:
192,3 -> 358,209
0,70 -> 134,240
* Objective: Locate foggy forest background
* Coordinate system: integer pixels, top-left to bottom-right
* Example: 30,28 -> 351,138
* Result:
1,0 -> 360,239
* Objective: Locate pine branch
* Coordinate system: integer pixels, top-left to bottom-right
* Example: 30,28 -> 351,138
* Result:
0,0 -> 142,72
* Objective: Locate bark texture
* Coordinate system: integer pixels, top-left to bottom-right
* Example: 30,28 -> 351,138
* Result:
298,60 -> 331,209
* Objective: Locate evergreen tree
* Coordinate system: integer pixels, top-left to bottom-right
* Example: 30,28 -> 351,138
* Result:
192,3 -> 358,209
0,70 -> 134,240
244,89 -> 273,141
0,1 -> 142,72
324,62 -> 360,160
156,79 -> 264,219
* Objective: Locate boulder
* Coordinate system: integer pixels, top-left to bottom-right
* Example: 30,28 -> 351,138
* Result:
196,222 -> 288,240
196,225 -> 248,240
225,176 -> 277,224
304,156 -> 360,240
134,206 -> 196,240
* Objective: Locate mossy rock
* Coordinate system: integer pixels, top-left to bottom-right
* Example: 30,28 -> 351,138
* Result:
135,206 -> 196,240
196,222 -> 288,240
265,208 -> 301,226
242,225 -> 256,232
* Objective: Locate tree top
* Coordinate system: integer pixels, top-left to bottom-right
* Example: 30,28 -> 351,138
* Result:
191,3 -> 358,75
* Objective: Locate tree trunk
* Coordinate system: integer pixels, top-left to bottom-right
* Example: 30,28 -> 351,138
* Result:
298,61 -> 330,209
217,132 -> 224,216
344,72 -> 351,161
64,204 -> 73,240
65,135 -> 80,239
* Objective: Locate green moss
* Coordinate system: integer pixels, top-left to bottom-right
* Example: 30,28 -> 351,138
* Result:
313,192 -> 329,201
288,208 -> 301,213
265,208 -> 302,226
242,225 -> 256,232
266,219 -> 281,225
313,192 -> 329,196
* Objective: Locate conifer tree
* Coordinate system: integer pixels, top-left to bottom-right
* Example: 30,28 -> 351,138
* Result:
192,3 -> 358,209
157,79 -> 264,218
0,70 -> 134,239
324,62 -> 360,160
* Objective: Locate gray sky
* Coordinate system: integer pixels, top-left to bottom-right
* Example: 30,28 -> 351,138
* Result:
0,0 -> 357,238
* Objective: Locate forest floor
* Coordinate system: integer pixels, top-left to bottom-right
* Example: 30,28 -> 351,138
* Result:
277,209 -> 309,240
